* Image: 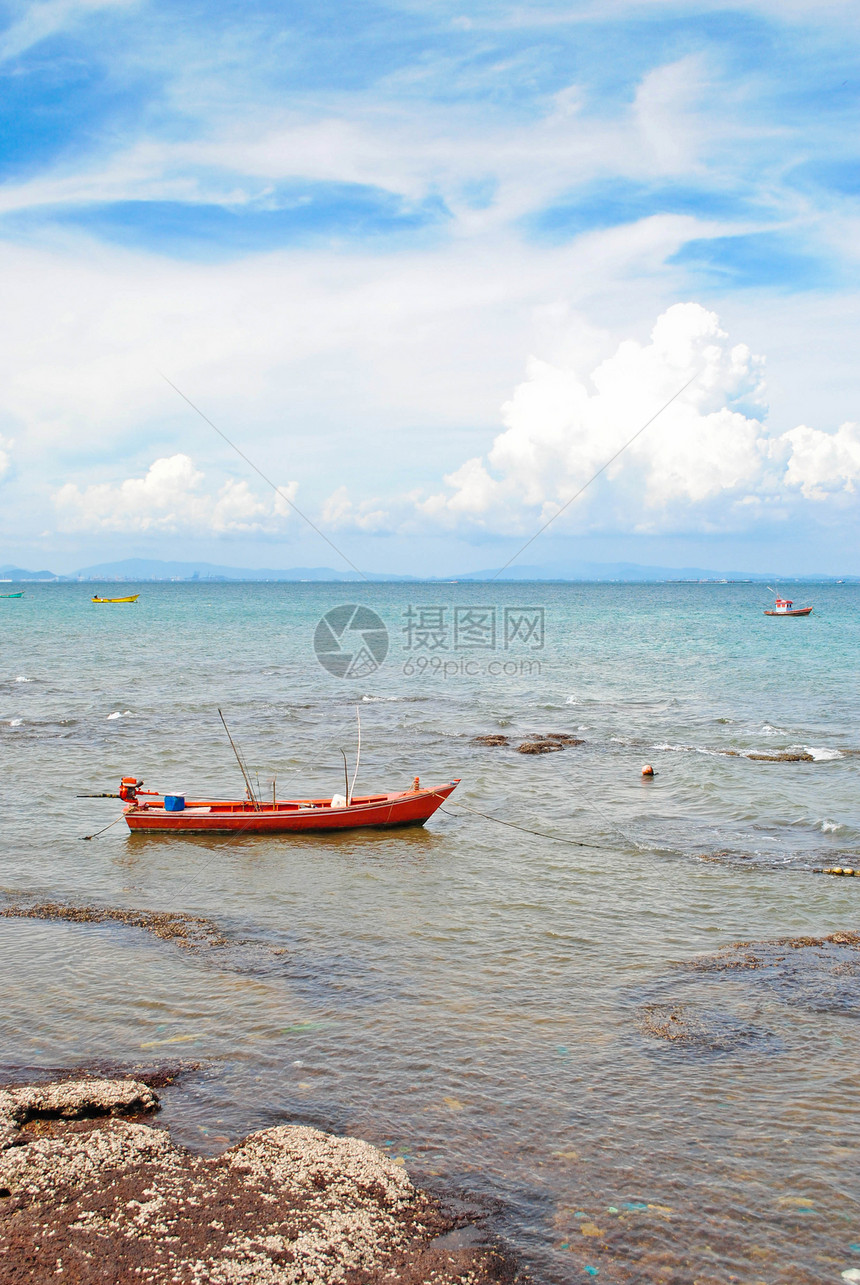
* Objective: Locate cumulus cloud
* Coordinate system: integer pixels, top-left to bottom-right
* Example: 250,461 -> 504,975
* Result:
53,453 -> 298,534
421,303 -> 771,532
782,421 -> 860,500
418,303 -> 859,534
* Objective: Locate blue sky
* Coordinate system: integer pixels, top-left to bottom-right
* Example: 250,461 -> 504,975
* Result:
0,0 -> 859,575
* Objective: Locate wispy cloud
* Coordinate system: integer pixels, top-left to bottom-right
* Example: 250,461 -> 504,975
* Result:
0,0 -> 134,63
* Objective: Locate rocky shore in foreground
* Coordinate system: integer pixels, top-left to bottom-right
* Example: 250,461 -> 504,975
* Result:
0,1076 -> 516,1284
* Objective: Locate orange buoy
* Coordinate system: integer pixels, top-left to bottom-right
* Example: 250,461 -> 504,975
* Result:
641,764 -> 654,777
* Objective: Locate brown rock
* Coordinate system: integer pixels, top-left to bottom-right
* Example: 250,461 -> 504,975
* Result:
516,734 -> 584,754
745,751 -> 814,762
0,1080 -> 516,1284
0,1078 -> 158,1150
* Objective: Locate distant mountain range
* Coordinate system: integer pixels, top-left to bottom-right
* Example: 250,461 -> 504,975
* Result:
1,558 -> 856,583
0,565 -> 61,580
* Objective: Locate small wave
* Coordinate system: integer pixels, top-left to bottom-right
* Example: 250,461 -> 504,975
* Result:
645,741 -> 827,763
360,695 -> 401,703
650,742 -> 721,757
821,820 -> 843,833
7,718 -> 22,727
760,724 -> 786,736
14,676 -> 32,683
107,710 -> 132,720
564,696 -> 578,705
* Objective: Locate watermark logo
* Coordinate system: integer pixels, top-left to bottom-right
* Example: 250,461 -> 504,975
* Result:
314,603 -> 545,679
314,604 -> 389,678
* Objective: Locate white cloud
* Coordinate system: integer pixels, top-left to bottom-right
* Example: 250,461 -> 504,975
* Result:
0,435 -> 11,480
53,453 -> 298,534
0,11 -> 856,572
632,56 -> 711,174
782,421 -> 860,500
321,485 -> 391,533
416,303 -> 860,535
421,303 -> 776,532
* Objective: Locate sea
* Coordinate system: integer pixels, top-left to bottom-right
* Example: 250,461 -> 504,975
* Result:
1,580 -> 859,1283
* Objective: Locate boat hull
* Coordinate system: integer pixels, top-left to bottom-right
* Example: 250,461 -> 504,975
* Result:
123,781 -> 459,834
92,595 -> 140,603
763,607 -> 813,616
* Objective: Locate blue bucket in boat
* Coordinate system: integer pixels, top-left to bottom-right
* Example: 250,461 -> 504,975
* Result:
164,794 -> 186,812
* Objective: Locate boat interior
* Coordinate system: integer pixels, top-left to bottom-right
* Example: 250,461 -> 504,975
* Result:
134,793 -> 398,813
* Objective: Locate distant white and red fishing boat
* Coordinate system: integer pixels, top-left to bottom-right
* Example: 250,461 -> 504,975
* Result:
764,596 -> 813,617
118,776 -> 459,834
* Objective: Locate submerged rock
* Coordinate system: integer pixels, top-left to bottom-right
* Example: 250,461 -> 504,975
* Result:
472,733 -> 584,753
686,930 -> 860,972
680,931 -> 860,1015
516,734 -> 584,754
0,1078 -> 515,1284
638,1003 -> 777,1054
0,902 -> 228,950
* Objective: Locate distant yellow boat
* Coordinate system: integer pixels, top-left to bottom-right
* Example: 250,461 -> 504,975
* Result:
91,594 -> 140,604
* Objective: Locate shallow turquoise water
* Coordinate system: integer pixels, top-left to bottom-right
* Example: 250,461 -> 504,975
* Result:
1,581 -> 859,1282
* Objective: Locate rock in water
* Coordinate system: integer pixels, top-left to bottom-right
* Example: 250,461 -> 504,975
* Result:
0,1077 -> 158,1148
0,1078 -> 514,1284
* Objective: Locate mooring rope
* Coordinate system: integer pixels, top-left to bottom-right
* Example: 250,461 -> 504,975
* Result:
438,800 -> 611,848
80,813 -> 126,841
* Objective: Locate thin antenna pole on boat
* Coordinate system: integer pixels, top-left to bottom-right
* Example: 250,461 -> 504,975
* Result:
218,709 -> 260,809
340,749 -> 349,801
349,706 -> 361,805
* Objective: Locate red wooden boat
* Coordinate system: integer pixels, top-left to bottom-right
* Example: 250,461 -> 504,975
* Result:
119,776 -> 459,835
764,596 -> 813,617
